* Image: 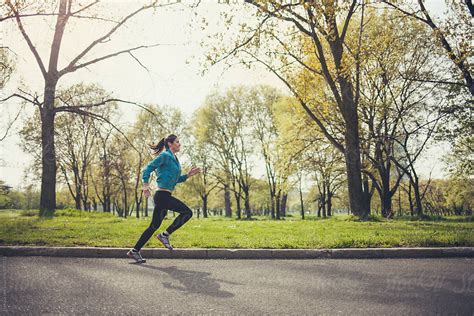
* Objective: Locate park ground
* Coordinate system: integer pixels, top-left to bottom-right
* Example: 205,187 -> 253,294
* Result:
0,209 -> 473,249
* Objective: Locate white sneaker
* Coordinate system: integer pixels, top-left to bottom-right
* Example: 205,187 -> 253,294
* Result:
127,249 -> 147,263
157,233 -> 174,250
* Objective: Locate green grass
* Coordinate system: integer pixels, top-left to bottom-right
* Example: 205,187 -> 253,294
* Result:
0,209 -> 473,248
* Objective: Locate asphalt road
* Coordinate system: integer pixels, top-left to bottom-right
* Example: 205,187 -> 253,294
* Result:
1,256 -> 473,315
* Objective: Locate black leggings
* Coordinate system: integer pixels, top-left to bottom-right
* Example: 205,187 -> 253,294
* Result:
133,190 -> 193,251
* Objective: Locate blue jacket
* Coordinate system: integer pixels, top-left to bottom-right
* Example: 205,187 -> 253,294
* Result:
142,148 -> 188,191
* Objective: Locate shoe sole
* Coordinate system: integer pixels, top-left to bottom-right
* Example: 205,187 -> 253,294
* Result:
127,252 -> 146,263
156,235 -> 174,251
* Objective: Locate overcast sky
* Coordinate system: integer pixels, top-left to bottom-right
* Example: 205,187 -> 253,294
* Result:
0,0 -> 449,189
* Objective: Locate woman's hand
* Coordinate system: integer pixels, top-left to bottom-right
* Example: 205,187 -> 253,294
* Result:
187,166 -> 201,177
142,183 -> 151,198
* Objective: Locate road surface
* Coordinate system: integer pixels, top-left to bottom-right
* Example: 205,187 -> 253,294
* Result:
1,257 -> 473,315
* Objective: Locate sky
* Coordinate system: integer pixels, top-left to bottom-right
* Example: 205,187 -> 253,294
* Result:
0,0 -> 449,190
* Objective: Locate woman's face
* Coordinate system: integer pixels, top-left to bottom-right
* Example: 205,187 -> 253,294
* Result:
168,138 -> 181,153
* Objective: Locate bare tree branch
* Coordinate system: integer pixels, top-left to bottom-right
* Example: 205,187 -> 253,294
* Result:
71,0 -> 99,15
382,0 -> 473,95
244,0 -> 312,37
211,15 -> 271,66
0,12 -> 58,22
241,49 -> 345,153
72,15 -> 120,23
60,0 -> 172,76
398,74 -> 467,87
0,103 -> 26,141
340,0 -> 357,43
1,92 -> 38,105
58,107 -> 140,154
55,97 -> 158,118
59,43 -> 161,76
381,1 -> 428,24
5,1 -> 47,79
129,51 -> 150,72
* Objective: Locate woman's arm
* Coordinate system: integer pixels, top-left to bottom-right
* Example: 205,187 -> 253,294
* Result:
142,154 -> 167,184
177,174 -> 188,183
177,166 -> 201,184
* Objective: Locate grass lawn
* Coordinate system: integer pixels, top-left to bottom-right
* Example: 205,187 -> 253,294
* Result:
0,209 -> 473,249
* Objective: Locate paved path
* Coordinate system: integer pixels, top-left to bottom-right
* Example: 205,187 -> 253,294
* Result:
1,257 -> 473,315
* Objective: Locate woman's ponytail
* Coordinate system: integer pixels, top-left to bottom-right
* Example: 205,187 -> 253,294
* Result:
148,134 -> 177,155
148,137 -> 165,155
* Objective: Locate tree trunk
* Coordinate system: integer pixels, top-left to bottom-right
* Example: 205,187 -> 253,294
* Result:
122,180 -> 128,218
244,188 -> 251,219
281,193 -> 287,217
317,198 -> 322,218
343,115 -> 367,218
136,201 -> 141,218
234,192 -> 241,219
202,195 -> 208,218
224,185 -> 232,217
380,191 -> 392,218
104,158 -> 111,213
270,188 -> 275,219
327,188 -> 333,217
330,35 -> 367,218
75,194 -> 81,210
39,106 -> 57,216
408,183 -> 414,216
363,173 -> 371,214
275,192 -> 281,220
39,0 -> 69,215
380,174 -> 393,218
105,195 -> 111,213
398,186 -> 402,216
299,186 -> 304,219
412,175 -> 423,216
322,192 -> 327,218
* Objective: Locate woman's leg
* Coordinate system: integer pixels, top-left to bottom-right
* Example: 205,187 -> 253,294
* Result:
164,196 -> 193,235
133,191 -> 170,251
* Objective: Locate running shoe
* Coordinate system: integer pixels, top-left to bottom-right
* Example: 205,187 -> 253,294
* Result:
127,248 -> 147,263
157,233 -> 174,250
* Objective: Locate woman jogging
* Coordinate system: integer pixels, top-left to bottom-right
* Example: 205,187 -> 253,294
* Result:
127,134 -> 201,263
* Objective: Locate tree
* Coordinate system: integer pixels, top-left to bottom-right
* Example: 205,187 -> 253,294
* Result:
107,132 -> 138,218
19,83 -> 117,210
442,132 -> 473,215
90,119 -> 115,213
2,0 -> 175,215
57,85 -> 116,210
247,85 -> 284,218
196,87 -> 255,219
207,1 -> 371,217
306,144 -> 345,217
382,0 -> 473,95
184,134 -> 219,218
272,96 -> 310,219
355,8 -> 448,218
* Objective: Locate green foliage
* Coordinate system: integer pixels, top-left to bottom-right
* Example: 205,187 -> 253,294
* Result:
0,47 -> 15,89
